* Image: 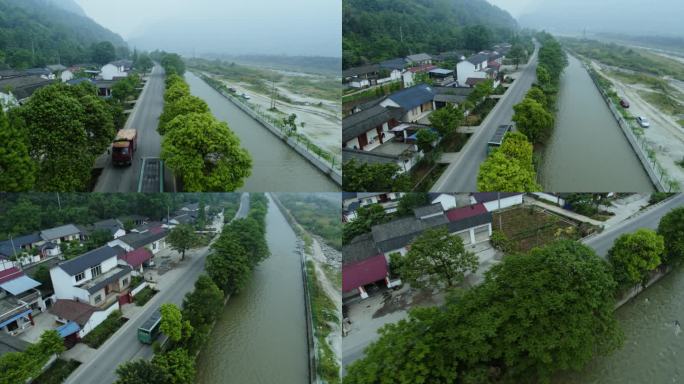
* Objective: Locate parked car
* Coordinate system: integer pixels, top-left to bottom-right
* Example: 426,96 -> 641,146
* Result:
241,93 -> 251,100
620,98 -> 630,108
636,116 -> 650,128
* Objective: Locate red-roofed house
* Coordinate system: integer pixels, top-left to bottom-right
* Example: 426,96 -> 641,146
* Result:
342,254 -> 389,299
118,247 -> 154,274
445,203 -> 493,245
0,267 -> 23,284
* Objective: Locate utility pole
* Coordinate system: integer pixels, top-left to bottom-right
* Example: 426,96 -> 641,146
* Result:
56,193 -> 61,210
9,234 -> 17,260
270,79 -> 277,110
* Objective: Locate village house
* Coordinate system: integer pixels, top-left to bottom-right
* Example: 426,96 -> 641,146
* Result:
0,266 -> 44,335
116,247 -> 154,275
79,219 -> 127,240
343,64 -> 380,89
405,53 -> 433,66
0,75 -> 54,109
343,203 -> 493,299
380,84 -> 436,122
50,299 -> 119,341
100,63 -> 128,81
455,53 -> 489,86
109,223 -> 167,255
40,224 -> 82,244
343,104 -> 404,151
342,192 -> 406,222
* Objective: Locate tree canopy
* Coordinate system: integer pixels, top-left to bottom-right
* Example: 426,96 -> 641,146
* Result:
400,227 -> 479,289
657,207 -> 684,265
477,131 -> 540,191
342,159 -> 411,192
161,112 -> 252,192
345,240 -> 622,383
166,224 -> 200,260
512,97 -> 554,144
608,228 -> 664,287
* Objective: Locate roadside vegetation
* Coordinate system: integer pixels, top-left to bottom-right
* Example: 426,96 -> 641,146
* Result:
115,194 -> 270,384
31,358 -> 81,384
0,330 -> 65,384
477,32 -> 567,191
306,261 -> 341,384
156,55 -> 252,191
344,201 -> 684,384
82,310 -> 127,348
133,286 -> 157,306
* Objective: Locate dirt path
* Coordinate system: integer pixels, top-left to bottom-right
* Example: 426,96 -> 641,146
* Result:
590,61 -> 684,187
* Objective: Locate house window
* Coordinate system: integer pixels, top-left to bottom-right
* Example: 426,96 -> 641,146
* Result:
75,272 -> 85,282
94,294 -> 102,304
122,278 -> 129,287
91,265 -> 102,278
152,242 -> 157,251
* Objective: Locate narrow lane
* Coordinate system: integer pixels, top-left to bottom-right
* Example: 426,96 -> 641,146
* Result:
94,64 -> 165,192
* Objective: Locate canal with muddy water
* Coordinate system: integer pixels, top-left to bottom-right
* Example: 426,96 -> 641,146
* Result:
539,54 -> 653,192
195,195 -> 309,384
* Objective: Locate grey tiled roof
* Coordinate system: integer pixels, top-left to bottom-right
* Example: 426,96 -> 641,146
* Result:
413,203 -> 444,218
467,53 -> 489,65
406,53 -> 432,62
386,84 -> 435,111
58,246 -> 118,276
343,105 -> 404,143
41,224 -> 81,241
343,148 -> 400,165
93,219 -> 124,236
118,229 -> 167,250
342,233 -> 380,265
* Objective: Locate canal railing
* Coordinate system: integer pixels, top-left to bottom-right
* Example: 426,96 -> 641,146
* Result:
194,72 -> 342,187
579,56 -> 675,192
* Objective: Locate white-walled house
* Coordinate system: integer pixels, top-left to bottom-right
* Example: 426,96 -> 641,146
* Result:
60,70 -> 74,83
49,246 -> 131,308
456,58 -> 487,87
109,225 -> 167,255
50,298 -> 120,339
428,193 -> 458,211
100,64 -> 128,81
40,224 -> 82,244
470,193 -> 524,212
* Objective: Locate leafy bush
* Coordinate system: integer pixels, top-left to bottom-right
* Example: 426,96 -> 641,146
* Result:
490,230 -> 513,253
133,287 -> 157,306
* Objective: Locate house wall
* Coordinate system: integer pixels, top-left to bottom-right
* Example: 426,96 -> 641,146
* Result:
477,195 -> 524,212
78,301 -> 120,338
108,239 -> 133,252
60,70 -> 74,83
89,287 -> 106,306
112,229 -> 126,239
532,193 -> 567,207
50,268 -> 87,301
432,195 -> 457,211
101,64 -> 127,81
344,136 -> 360,150
148,239 -> 166,254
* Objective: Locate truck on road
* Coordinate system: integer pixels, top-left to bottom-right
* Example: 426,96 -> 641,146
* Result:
112,129 -> 137,166
487,124 -> 513,154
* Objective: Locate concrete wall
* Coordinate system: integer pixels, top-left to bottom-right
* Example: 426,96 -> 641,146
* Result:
481,195 -> 523,212
79,301 -> 119,338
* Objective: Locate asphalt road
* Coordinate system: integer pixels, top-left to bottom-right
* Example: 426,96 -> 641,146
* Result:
93,64 -> 165,192
433,42 -> 540,192
65,193 -> 249,384
583,194 -> 684,257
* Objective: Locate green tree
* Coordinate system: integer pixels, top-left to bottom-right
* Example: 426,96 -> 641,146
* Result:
401,227 -> 479,289
35,330 -> 65,356
115,360 -> 166,384
282,113 -> 298,135
160,53 -> 186,75
135,53 -> 153,73
158,96 -> 209,135
0,108 -> 35,191
207,234 -> 251,294
526,86 -> 547,108
508,44 -> 526,69
78,93 -> 117,155
91,41 -> 116,65
166,224 -> 199,260
466,79 -> 494,106
226,218 -> 270,266
161,113 -> 252,192
112,78 -> 136,103
182,275 -> 224,328
536,65 -> 551,88
396,193 -> 429,217
512,97 -> 554,144
608,229 -> 664,287
20,84 -> 93,191
342,160 -> 411,192
477,132 -> 540,191
428,104 -> 464,138
159,303 -> 183,342
84,229 -> 113,251
152,348 -> 195,384
33,265 -> 53,292
657,207 -> 684,265
416,129 -> 438,153
463,25 -> 493,52
343,204 -> 389,245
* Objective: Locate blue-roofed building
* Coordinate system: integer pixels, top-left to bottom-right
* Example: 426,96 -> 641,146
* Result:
380,84 -> 436,122
0,267 -> 44,336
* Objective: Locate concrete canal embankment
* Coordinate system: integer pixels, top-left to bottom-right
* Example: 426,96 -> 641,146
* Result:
190,72 -> 342,188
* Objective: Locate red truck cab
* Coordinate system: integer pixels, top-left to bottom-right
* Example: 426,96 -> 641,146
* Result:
112,129 -> 137,166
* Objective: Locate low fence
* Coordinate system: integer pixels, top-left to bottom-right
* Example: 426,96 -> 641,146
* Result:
582,60 -> 672,192
195,73 -> 342,187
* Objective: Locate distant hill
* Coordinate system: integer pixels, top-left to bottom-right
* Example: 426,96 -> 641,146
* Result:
0,0 -> 126,69
343,0 -> 518,68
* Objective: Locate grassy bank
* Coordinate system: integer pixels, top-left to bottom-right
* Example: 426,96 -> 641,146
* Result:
306,260 -> 340,384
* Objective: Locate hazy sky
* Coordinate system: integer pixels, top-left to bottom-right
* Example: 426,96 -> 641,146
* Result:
488,0 -> 684,36
74,0 -> 341,57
